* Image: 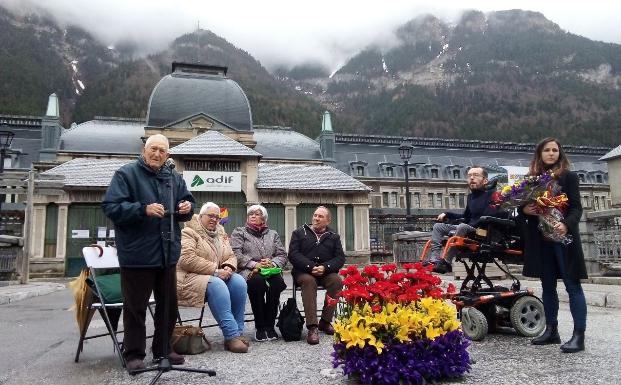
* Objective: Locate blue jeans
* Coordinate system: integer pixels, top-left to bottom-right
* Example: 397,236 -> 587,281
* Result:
205,273 -> 247,340
540,242 -> 587,331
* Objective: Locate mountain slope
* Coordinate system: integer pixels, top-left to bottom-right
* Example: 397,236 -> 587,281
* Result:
285,10 -> 621,146
0,6 -> 324,137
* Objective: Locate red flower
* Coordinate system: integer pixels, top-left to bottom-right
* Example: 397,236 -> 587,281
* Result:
447,283 -> 457,294
380,263 -> 398,272
362,264 -> 380,276
340,265 -> 360,277
371,304 -> 382,313
326,294 -> 338,307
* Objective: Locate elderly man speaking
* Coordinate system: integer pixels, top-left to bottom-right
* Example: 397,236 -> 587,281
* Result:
102,134 -> 195,371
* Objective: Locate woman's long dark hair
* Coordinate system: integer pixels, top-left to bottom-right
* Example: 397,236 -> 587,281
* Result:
529,137 -> 570,176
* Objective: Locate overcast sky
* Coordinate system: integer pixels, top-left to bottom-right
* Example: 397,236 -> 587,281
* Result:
3,0 -> 620,71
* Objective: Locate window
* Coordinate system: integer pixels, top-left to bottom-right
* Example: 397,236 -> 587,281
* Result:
431,169 -> 439,178
601,196 -> 607,209
386,167 -> 394,177
382,192 -> 389,207
356,166 -> 365,176
409,168 -> 417,178
413,192 -> 421,208
450,193 -> 457,208
594,196 -> 600,210
458,193 -> 466,208
596,174 -> 603,183
582,196 -> 590,208
452,170 -> 460,179
436,193 -> 443,208
578,173 -> 586,183
390,192 -> 398,207
428,193 -> 435,208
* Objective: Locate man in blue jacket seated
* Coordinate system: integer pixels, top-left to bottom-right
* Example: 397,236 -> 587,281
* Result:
288,206 -> 345,345
426,166 -> 499,274
102,134 -> 195,371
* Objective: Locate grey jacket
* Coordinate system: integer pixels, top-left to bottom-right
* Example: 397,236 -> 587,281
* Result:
230,226 -> 288,280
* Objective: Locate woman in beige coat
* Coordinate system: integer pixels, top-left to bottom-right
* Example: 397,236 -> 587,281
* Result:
177,202 -> 248,353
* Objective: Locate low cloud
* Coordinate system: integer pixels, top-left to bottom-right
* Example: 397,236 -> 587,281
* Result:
2,0 -> 619,72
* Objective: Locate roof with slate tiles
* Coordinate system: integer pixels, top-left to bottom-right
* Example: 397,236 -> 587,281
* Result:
334,134 -> 609,179
60,117 -> 145,154
256,162 -> 371,191
42,158 -> 131,187
600,145 -> 621,161
168,130 -> 261,157
146,64 -> 252,131
252,126 -> 322,160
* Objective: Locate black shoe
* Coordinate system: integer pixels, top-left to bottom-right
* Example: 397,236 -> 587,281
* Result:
265,327 -> 279,341
432,260 -> 452,274
560,330 -> 585,353
532,324 -> 561,345
254,328 -> 268,342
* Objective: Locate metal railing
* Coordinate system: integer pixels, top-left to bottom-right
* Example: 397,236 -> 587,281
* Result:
370,215 -> 435,263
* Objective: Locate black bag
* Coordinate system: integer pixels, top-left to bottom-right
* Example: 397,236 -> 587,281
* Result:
276,297 -> 304,341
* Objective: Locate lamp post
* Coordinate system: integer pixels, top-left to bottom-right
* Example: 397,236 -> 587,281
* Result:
399,139 -> 415,231
0,127 -> 15,213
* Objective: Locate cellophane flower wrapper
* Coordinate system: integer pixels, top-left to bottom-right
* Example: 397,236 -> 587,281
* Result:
331,263 -> 470,385
491,172 -> 572,244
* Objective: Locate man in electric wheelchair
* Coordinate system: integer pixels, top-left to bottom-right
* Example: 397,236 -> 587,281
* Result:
436,214 -> 545,341
424,166 -> 504,274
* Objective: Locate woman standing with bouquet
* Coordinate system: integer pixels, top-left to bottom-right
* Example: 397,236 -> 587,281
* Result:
521,137 -> 588,353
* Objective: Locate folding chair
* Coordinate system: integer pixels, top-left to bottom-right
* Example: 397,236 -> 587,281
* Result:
74,245 -> 154,367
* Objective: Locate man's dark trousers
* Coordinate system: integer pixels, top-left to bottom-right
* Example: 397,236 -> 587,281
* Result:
120,266 -> 178,361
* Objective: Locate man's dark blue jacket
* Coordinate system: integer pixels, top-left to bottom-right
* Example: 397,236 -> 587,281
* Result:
102,156 -> 195,267
445,188 -> 500,226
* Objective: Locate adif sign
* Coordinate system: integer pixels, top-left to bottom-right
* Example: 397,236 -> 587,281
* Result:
183,171 -> 241,192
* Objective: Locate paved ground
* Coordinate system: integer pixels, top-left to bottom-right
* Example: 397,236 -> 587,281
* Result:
1,272 -> 621,385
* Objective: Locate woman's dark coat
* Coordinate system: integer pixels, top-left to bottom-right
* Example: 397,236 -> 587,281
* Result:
519,171 -> 588,280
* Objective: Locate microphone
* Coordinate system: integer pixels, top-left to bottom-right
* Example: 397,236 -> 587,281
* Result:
165,158 -> 176,169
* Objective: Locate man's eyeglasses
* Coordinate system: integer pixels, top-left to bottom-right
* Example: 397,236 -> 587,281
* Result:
203,214 -> 220,220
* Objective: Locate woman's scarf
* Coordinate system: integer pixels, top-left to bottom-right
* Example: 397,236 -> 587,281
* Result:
246,221 -> 267,236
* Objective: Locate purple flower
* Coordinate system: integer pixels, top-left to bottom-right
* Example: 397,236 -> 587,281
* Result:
333,330 -> 471,385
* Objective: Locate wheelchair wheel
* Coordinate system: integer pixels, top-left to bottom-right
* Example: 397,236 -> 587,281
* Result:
461,307 -> 488,341
509,296 -> 545,337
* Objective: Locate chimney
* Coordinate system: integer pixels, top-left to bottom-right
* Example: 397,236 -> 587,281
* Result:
318,111 -> 335,162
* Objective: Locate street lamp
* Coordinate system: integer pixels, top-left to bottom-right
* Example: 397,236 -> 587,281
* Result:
399,139 -> 415,231
0,127 -> 15,213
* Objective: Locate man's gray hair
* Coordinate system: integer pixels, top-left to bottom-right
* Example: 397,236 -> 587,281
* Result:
247,204 -> 268,221
199,202 -> 220,215
144,134 -> 170,151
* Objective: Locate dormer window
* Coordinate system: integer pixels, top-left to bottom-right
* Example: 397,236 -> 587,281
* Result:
452,170 -> 460,179
386,167 -> 394,177
409,168 -> 417,178
356,166 -> 365,176
596,174 -> 603,183
578,173 -> 586,183
431,169 -> 439,178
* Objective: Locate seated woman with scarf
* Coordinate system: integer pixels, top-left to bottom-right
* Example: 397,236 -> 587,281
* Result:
230,204 -> 288,342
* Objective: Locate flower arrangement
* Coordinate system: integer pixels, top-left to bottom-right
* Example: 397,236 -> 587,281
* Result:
331,263 -> 470,385
491,172 -> 572,244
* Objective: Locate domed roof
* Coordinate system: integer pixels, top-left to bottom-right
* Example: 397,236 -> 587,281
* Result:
146,63 -> 252,131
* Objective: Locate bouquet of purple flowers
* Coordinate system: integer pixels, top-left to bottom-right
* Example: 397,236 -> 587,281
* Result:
492,172 -> 572,245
